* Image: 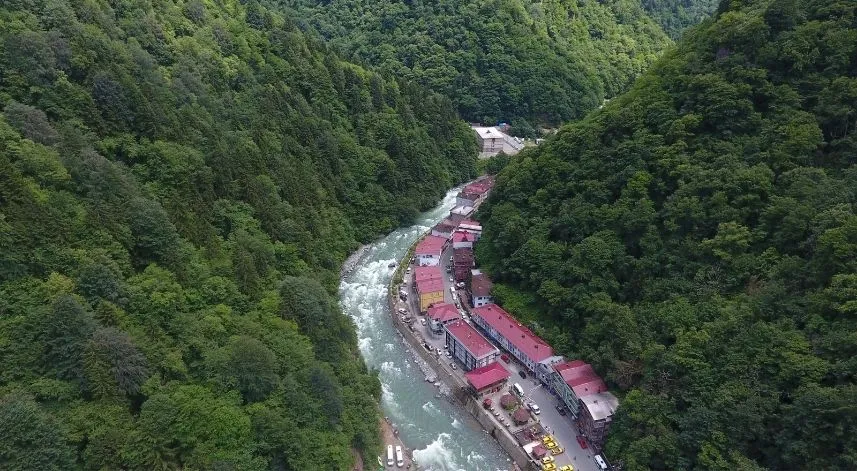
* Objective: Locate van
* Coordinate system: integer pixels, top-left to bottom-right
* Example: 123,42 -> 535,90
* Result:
511,383 -> 524,397
395,445 -> 404,467
594,454 -> 608,470
386,445 -> 394,466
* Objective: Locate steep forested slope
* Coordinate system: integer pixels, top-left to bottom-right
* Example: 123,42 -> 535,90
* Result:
0,0 -> 476,469
477,0 -> 857,469
284,0 -> 670,127
641,0 -> 719,38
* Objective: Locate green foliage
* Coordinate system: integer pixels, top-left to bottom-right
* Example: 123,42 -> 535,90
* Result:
284,0 -> 671,125
0,0 -> 469,467
478,0 -> 857,468
642,0 -> 720,38
0,394 -> 75,471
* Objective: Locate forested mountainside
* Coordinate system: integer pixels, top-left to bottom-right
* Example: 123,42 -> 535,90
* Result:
283,0 -> 670,128
641,0 -> 719,38
477,0 -> 857,469
0,0 -> 477,468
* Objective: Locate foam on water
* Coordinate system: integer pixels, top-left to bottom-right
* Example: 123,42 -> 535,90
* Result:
412,433 -> 462,471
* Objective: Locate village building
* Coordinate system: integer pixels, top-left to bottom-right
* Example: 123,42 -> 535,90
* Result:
470,304 -> 554,372
457,219 -> 482,240
550,360 -> 608,418
427,302 -> 461,334
578,392 -> 620,451
451,230 -> 474,249
444,319 -> 500,371
473,126 -> 504,156
464,361 -> 511,397
452,247 -> 474,282
414,235 -> 447,266
431,222 -> 456,239
415,278 -> 445,312
414,266 -> 442,283
456,191 -> 479,208
470,271 -> 493,307
534,355 -> 566,385
450,206 -> 474,219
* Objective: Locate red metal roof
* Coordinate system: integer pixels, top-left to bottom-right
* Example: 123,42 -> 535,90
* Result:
470,304 -> 554,363
445,320 -> 497,358
464,181 -> 491,195
414,266 -> 442,282
471,273 -> 492,297
416,278 -> 444,294
553,360 -> 607,398
452,231 -> 473,243
464,361 -> 510,390
427,303 -> 461,323
415,235 -> 447,256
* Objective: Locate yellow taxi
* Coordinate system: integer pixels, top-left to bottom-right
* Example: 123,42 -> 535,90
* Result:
542,455 -> 555,464
542,435 -> 555,444
559,466 -> 574,471
542,463 -> 557,471
550,446 -> 565,455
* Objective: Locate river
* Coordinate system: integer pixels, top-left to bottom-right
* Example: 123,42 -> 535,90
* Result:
339,187 -> 513,471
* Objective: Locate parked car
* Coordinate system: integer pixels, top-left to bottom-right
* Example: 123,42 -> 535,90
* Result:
420,318 -> 427,325
550,446 -> 564,455
555,404 -> 567,416
542,455 -> 554,464
528,402 -> 541,415
576,436 -> 588,449
398,308 -> 407,314
518,370 -> 527,379
456,282 -> 466,288
543,463 -> 556,471
559,466 -> 574,471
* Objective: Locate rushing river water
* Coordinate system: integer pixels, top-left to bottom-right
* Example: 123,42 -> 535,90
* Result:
339,188 -> 512,471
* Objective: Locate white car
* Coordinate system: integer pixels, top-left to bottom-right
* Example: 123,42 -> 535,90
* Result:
528,402 -> 541,415
420,318 -> 427,325
449,277 -> 454,283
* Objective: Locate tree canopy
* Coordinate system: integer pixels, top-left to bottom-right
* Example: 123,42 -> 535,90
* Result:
283,0 -> 672,126
0,0 -> 477,468
477,0 -> 857,469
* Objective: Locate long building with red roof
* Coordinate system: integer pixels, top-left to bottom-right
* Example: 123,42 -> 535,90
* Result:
414,266 -> 442,283
444,319 -> 499,371
470,303 -> 553,372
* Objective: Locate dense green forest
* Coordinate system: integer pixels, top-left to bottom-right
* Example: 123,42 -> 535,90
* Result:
283,0 -> 671,127
0,0 -> 477,469
641,0 -> 719,38
477,0 -> 857,469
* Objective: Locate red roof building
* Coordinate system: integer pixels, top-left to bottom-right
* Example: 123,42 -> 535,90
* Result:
427,303 -> 461,333
451,230 -> 474,249
471,304 -> 554,370
550,360 -> 608,419
414,235 -> 448,266
464,361 -> 511,396
415,278 -> 444,295
444,320 -> 499,371
452,247 -> 474,282
414,266 -> 442,283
